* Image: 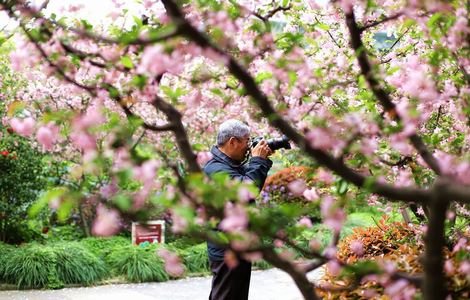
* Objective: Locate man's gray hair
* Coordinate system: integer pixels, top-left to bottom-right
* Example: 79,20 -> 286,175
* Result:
217,119 -> 250,146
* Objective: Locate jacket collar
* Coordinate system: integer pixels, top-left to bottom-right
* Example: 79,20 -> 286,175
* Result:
210,146 -> 244,168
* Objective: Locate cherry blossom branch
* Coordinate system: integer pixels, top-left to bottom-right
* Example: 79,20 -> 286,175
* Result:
344,10 -> 442,176
10,2 -> 180,46
9,12 -> 200,174
314,16 -> 343,49
159,0 -> 441,205
359,12 -> 404,32
151,95 -> 201,173
262,5 -> 293,21
59,41 -> 107,69
379,156 -> 413,167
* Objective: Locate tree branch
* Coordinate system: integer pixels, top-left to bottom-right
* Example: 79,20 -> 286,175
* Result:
360,12 -> 404,32
159,0 -> 440,205
344,10 -> 442,176
151,95 -> 200,173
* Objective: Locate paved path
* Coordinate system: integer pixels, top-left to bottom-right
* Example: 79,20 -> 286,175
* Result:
0,268 -> 324,300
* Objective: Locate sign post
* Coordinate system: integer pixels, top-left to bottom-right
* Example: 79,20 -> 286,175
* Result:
131,220 -> 165,245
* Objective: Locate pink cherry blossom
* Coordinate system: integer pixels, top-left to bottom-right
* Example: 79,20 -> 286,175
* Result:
303,188 -> 319,201
274,239 -> 284,248
237,186 -> 255,203
196,151 -> 213,166
171,210 -> 189,233
36,123 -> 59,151
321,196 -> 346,233
317,169 -> 335,184
157,248 -> 185,277
288,179 -> 307,196
74,106 -> 106,130
71,132 -> 97,151
297,217 -> 313,228
10,117 -> 36,137
384,279 -> 411,299
350,239 -> 364,256
92,204 -> 121,236
327,260 -> 341,277
306,128 -> 334,151
444,259 -> 454,274
219,203 -> 248,232
242,251 -> 263,262
459,260 -> 470,276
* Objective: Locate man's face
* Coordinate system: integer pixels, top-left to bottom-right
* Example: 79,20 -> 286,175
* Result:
230,135 -> 250,161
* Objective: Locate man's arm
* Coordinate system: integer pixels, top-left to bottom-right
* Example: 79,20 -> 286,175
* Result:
230,157 -> 273,190
204,158 -> 272,190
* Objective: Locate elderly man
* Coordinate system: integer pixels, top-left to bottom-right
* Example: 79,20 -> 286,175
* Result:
203,119 -> 273,300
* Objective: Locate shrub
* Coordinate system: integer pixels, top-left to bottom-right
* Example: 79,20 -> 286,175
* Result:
106,244 -> 169,283
0,242 -> 14,282
3,245 -> 63,289
166,234 -> 205,249
2,243 -> 108,289
0,128 -> 48,244
80,236 -> 129,259
337,217 -> 422,263
180,243 -> 210,274
47,225 -> 85,242
53,242 -> 108,285
317,219 -> 470,299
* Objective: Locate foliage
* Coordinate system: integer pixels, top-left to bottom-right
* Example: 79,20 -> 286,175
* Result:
0,242 -> 14,282
0,0 -> 469,298
317,220 -> 470,299
1,242 -> 108,289
0,128 -> 48,243
79,236 -> 130,259
106,244 -> 170,283
46,225 -> 85,242
2,244 -> 63,289
52,242 -> 108,285
338,217 -> 423,262
179,243 -> 210,274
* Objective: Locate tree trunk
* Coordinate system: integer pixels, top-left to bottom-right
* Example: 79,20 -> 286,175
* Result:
79,204 -> 91,237
422,195 -> 448,300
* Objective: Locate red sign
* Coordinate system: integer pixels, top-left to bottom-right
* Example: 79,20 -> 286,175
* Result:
132,221 -> 165,245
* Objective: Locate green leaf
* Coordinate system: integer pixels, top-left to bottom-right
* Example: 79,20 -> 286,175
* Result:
336,179 -> 349,195
120,56 -> 134,68
255,72 -> 273,84
131,75 -> 147,90
316,23 -> 330,31
113,194 -> 132,211
29,187 -> 68,218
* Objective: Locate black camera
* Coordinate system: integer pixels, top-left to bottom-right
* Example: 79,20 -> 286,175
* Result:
250,135 -> 291,151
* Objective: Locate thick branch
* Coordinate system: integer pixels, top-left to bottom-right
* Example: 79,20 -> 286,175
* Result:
151,96 -> 200,173
345,10 -> 442,175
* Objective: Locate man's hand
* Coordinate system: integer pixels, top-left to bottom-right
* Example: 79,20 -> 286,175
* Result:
251,139 -> 273,159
